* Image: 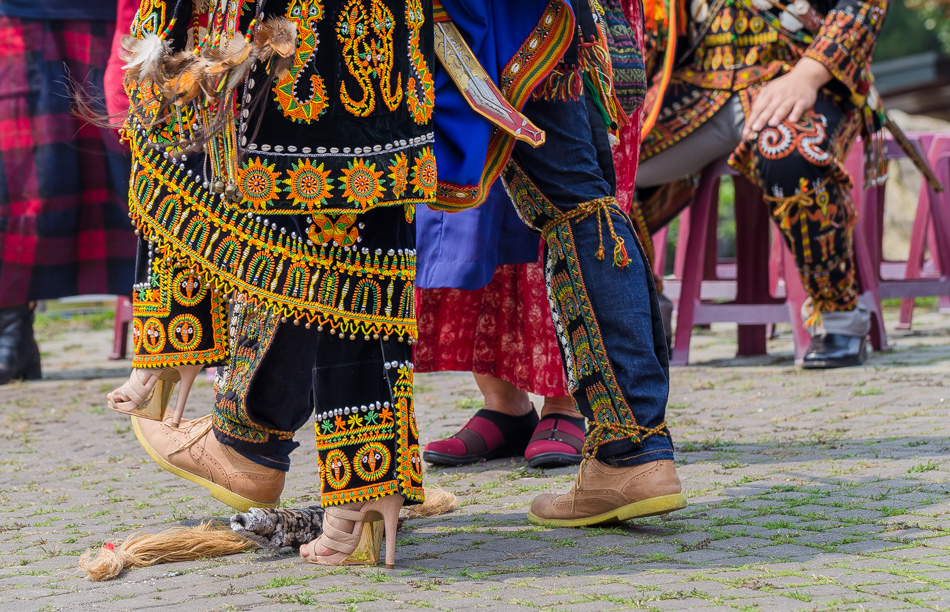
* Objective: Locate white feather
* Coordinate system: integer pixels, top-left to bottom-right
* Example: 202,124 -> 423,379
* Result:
122,33 -> 170,83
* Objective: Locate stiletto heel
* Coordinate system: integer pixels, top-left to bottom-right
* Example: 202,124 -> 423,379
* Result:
107,364 -> 203,425
380,499 -> 399,569
165,364 -> 202,427
299,494 -> 404,567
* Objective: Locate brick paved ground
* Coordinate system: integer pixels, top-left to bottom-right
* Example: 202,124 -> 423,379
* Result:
4,303 -> 950,611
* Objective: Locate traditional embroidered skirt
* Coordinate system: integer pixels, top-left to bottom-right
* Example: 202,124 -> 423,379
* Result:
126,0 -> 435,506
0,16 -> 135,307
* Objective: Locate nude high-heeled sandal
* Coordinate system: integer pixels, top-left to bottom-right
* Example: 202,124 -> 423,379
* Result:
106,364 -> 203,427
299,494 -> 403,568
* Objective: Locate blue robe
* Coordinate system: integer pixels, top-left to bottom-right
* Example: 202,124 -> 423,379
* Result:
419,0 -> 575,290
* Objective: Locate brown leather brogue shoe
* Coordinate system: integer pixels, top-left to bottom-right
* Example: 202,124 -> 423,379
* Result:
527,459 -> 687,527
132,414 -> 284,512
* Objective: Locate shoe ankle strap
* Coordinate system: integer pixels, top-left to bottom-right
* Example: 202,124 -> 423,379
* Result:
328,506 -> 365,522
319,520 -> 361,554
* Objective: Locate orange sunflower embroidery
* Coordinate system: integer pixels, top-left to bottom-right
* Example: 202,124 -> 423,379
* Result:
284,159 -> 334,209
410,147 -> 436,200
340,158 -> 386,208
388,152 -> 409,198
237,157 -> 281,207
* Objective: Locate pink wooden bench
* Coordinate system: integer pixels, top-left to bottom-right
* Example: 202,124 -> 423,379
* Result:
658,156 -> 887,366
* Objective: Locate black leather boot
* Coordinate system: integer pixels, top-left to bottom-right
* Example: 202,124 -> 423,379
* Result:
802,333 -> 867,369
0,304 -> 42,384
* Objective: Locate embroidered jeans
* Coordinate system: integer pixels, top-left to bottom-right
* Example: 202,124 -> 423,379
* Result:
503,94 -> 674,466
638,91 -> 867,329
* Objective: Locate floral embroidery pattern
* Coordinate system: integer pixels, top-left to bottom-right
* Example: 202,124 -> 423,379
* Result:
238,158 -> 282,207
284,159 -> 334,209
129,135 -> 417,338
341,158 -> 386,208
388,152 -> 409,197
314,362 -> 423,506
354,442 -> 392,481
324,449 -> 352,489
410,146 -> 436,199
171,270 -> 207,307
168,313 -> 203,352
142,317 -> 167,354
132,253 -> 228,368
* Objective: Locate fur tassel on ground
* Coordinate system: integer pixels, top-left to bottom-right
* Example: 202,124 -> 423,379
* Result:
78,488 -> 458,581
405,487 -> 458,519
79,521 -> 255,582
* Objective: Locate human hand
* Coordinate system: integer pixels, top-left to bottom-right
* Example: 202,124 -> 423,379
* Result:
742,58 -> 833,140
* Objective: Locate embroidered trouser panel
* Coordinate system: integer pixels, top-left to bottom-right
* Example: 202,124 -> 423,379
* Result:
502,95 -> 673,466
637,90 -> 861,317
210,206 -> 423,507
735,93 -> 859,317
130,240 -> 228,368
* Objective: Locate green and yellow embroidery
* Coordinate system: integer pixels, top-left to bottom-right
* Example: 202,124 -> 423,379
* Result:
273,0 -> 329,123
388,152 -> 409,198
405,0 -> 434,124
237,157 -> 282,207
337,0 -> 402,117
410,146 -> 436,199
308,213 -> 359,247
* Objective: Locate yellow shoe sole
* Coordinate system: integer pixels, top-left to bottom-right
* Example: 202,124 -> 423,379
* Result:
131,416 -> 280,513
526,492 -> 688,528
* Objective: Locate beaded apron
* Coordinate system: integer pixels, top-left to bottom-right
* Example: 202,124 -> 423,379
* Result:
125,0 -> 435,365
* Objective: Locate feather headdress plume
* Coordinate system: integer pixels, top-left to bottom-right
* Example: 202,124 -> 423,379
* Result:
118,17 -> 301,158
169,53 -> 215,106
121,33 -> 172,85
206,37 -> 258,91
160,17 -> 297,108
254,17 -> 298,79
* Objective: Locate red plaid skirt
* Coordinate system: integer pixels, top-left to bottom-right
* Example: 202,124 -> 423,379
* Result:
0,16 -> 135,307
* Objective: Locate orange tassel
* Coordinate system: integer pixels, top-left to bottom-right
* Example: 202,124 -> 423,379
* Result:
613,238 -> 629,268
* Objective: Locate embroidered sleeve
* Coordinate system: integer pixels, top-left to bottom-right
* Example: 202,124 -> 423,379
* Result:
803,0 -> 887,94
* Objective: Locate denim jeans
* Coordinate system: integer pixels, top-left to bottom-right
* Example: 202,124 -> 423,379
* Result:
502,93 -> 674,466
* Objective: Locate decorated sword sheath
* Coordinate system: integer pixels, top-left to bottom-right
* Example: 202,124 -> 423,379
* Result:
433,19 -> 546,147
